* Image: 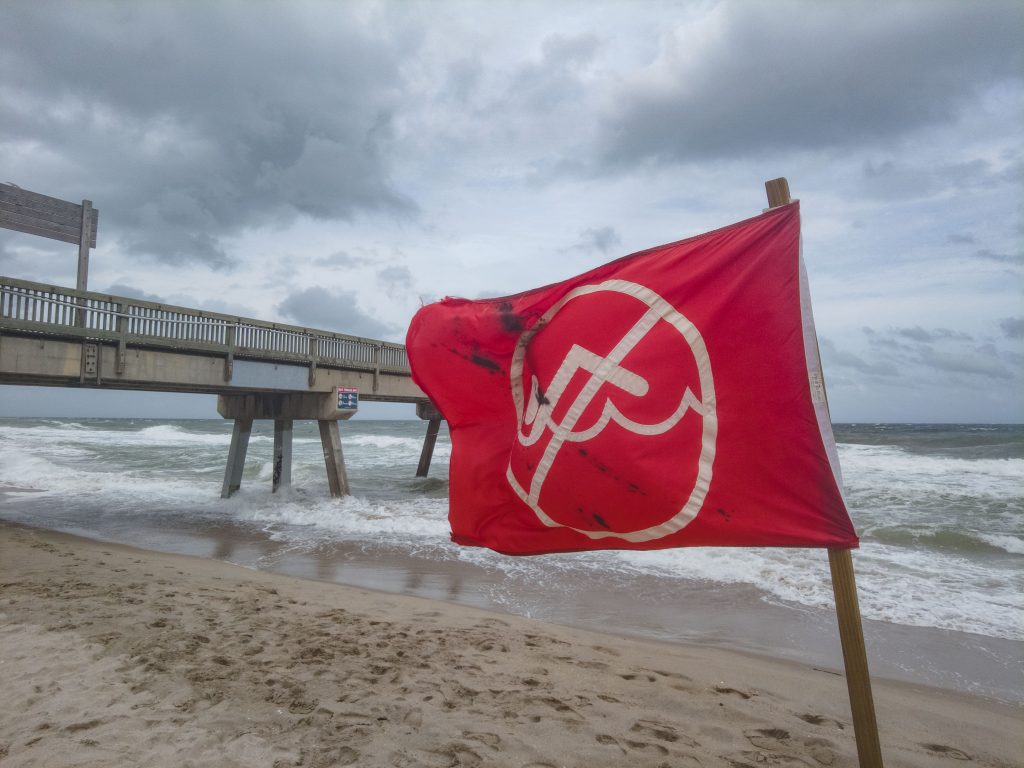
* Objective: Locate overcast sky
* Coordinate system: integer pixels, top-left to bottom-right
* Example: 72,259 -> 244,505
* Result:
1,0 -> 1021,422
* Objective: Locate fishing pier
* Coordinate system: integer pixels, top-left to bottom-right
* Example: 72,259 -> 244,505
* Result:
0,184 -> 444,497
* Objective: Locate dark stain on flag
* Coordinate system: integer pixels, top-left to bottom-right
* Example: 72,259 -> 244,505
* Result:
592,513 -> 611,529
576,446 -> 648,497
448,346 -> 503,374
578,447 -> 611,474
497,301 -> 525,332
535,386 -> 550,406
717,508 -> 732,519
469,353 -> 501,372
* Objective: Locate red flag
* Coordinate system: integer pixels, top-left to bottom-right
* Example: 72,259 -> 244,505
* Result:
406,202 -> 857,554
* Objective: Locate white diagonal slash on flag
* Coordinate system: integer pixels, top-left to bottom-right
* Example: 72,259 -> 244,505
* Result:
507,279 -> 718,543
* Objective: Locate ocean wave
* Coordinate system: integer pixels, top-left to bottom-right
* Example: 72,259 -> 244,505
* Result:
978,533 -> 1024,555
839,442 -> 1024,483
869,526 -> 1024,555
565,545 -> 1023,641
233,494 -> 450,539
448,539 -> 1024,641
136,424 -> 233,446
1,418 -> 1020,643
0,421 -> 272,449
0,440 -> 222,503
343,433 -> 452,458
838,443 -> 1024,497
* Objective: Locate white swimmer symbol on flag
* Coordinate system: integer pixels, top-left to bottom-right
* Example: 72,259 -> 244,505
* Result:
506,279 -> 718,543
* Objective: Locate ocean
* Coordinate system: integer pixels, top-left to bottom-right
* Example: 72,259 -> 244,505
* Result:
1,417 -> 1021,702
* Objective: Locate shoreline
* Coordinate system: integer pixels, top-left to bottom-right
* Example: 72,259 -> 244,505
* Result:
2,520 -> 1021,767
2,497 -> 1020,705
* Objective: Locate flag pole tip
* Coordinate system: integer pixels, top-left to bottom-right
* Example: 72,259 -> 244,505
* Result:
765,178 -> 792,208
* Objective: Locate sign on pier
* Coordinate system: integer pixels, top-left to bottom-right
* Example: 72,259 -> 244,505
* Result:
0,184 -> 99,290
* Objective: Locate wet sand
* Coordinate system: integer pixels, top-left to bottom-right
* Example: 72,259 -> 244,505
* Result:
5,498 -> 1017,704
1,521 -> 1020,767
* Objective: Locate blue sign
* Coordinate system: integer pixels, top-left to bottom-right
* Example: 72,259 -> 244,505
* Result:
337,388 -> 358,410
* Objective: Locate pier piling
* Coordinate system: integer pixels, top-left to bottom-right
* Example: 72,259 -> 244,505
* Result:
221,418 -> 252,498
272,418 -> 293,493
318,420 -> 350,497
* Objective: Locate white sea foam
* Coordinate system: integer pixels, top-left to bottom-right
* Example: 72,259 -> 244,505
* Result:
135,424 -> 231,446
233,494 -> 450,540
838,443 -> 1024,500
1,418 -> 1021,643
342,433 -> 452,458
0,435 -> 220,503
979,533 -> 1024,555
0,421 -> 269,449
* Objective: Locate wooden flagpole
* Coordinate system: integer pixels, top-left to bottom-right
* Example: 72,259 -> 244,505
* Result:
765,178 -> 884,768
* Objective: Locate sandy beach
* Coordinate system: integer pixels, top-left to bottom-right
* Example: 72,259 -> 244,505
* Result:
0,521 -> 1020,768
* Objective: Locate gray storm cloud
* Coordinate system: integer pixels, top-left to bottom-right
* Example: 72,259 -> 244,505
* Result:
595,1 -> 1024,166
0,2 -> 415,267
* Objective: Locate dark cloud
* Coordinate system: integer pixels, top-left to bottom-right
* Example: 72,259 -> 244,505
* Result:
0,230 -> 75,284
819,338 -> 897,378
506,33 -> 602,113
947,233 -> 976,245
441,31 -> 600,169
894,326 -> 972,344
277,286 -> 395,339
859,157 -> 1011,202
0,237 -> 23,274
861,326 -> 1016,382
1000,317 -> 1024,339
916,345 -> 1012,380
314,251 -> 371,268
102,283 -> 165,303
0,2 -> 416,268
597,1 -> 1023,166
444,57 -> 483,105
567,226 -> 622,254
893,326 -> 933,344
862,326 -> 914,352
975,249 -> 1023,266
376,265 -> 413,296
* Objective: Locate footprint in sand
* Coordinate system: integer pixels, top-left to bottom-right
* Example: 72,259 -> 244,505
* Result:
921,743 -> 972,761
595,734 -> 627,754
730,751 -> 815,766
619,671 -> 657,682
799,712 -> 845,730
461,731 -> 501,750
624,739 -> 669,756
741,728 -> 833,767
714,684 -> 753,699
430,742 -> 482,767
64,718 -> 103,733
630,720 -> 678,742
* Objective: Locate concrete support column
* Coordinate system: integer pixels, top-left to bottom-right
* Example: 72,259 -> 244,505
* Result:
318,420 -> 350,497
416,417 -> 442,478
272,418 -> 293,493
221,418 -> 253,498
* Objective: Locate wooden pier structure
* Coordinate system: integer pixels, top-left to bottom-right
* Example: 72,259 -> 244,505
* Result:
0,274 -> 445,495
0,184 -> 445,496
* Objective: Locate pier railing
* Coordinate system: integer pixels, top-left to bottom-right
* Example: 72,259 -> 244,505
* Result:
0,276 -> 410,374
